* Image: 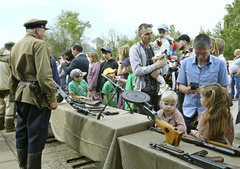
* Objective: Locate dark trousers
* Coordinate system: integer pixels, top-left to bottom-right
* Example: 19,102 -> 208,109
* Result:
176,90 -> 184,114
139,90 -> 161,115
16,102 -> 51,154
183,110 -> 198,134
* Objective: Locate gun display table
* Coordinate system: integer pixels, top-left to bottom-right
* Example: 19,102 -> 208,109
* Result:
118,130 -> 240,169
50,101 -> 154,169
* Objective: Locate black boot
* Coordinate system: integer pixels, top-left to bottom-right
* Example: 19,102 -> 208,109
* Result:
17,148 -> 28,169
0,117 -> 4,130
27,152 -> 42,169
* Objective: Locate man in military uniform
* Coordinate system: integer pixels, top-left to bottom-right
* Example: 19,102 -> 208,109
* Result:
0,42 -> 16,132
9,19 -> 58,169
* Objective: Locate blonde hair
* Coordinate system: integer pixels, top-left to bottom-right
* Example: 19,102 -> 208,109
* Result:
199,83 -> 230,142
210,37 -> 219,56
89,52 -> 101,64
210,37 -> 225,56
118,45 -> 130,62
160,91 -> 178,105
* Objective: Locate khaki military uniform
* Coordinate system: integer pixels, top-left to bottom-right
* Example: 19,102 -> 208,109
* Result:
0,52 -> 15,130
10,33 -> 56,107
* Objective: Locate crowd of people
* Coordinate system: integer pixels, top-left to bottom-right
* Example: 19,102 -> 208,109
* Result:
0,18 -> 239,168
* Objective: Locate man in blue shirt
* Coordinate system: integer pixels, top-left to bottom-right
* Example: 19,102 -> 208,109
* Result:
177,34 -> 229,134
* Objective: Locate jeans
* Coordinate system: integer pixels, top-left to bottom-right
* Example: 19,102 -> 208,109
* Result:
230,74 -> 240,99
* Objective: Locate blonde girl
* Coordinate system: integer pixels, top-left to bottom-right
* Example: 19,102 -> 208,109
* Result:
190,83 -> 234,145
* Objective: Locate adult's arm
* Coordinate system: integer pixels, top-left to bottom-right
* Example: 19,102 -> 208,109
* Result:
61,58 -> 78,75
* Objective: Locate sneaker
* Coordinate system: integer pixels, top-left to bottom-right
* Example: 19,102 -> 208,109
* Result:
158,83 -> 171,95
232,98 -> 238,101
5,127 -> 16,133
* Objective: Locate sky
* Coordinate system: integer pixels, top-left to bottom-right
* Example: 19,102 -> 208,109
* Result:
0,0 -> 234,49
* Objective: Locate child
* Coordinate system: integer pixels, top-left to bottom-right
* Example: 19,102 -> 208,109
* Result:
156,91 -> 186,133
68,68 -> 90,100
87,52 -> 101,101
117,57 -> 138,112
151,24 -> 174,95
101,68 -> 118,107
190,83 -> 234,145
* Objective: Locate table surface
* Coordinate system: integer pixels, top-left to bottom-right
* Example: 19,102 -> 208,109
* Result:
118,130 -> 240,169
50,101 -> 154,169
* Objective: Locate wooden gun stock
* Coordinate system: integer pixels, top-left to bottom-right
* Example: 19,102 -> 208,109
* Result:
155,120 -> 183,146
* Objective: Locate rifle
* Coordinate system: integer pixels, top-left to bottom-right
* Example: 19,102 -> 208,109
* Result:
52,80 -> 98,116
148,126 -> 240,157
53,80 -> 101,106
97,74 -> 133,120
149,142 -> 240,169
122,90 -> 183,146
100,75 -> 183,146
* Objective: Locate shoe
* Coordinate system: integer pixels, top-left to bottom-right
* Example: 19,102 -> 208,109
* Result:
5,127 -> 16,133
232,98 -> 238,101
0,126 -> 4,130
158,83 -> 171,95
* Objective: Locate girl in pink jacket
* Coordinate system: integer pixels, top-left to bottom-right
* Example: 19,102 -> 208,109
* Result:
190,83 -> 234,145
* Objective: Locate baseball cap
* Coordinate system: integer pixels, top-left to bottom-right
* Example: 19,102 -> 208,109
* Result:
103,68 -> 117,76
70,69 -> 87,78
24,19 -> 49,30
101,46 -> 112,53
120,57 -> 130,66
157,24 -> 169,31
175,34 -> 190,42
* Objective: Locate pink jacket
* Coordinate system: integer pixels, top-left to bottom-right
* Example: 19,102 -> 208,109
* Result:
87,62 -> 100,90
191,111 -> 234,145
157,108 -> 187,133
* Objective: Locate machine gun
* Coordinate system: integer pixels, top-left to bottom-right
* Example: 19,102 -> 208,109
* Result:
97,74 -> 132,120
52,80 -> 100,116
121,90 -> 183,146
148,126 -> 240,157
149,142 -> 240,169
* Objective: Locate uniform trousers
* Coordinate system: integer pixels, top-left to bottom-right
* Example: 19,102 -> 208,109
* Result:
0,90 -> 15,120
16,102 -> 51,154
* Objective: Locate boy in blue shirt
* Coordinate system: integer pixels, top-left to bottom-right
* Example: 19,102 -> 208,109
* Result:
68,68 -> 90,100
101,68 -> 118,107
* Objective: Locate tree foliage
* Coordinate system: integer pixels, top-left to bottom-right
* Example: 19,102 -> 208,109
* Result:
45,10 -> 91,58
221,0 -> 240,59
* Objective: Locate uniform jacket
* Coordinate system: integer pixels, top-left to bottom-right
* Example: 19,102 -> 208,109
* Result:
9,33 -> 56,107
0,52 -> 11,90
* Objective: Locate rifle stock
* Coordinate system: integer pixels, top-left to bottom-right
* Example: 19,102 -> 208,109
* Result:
155,119 -> 183,146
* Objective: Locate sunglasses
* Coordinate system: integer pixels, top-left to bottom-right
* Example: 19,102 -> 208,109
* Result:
138,24 -> 153,33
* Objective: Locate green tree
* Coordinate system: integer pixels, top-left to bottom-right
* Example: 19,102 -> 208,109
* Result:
169,25 -> 181,41
221,0 -> 240,59
45,10 -> 91,58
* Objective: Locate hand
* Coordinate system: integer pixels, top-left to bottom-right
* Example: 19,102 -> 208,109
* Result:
49,101 -> 58,110
65,60 -> 69,65
154,60 -> 167,69
150,69 -> 160,79
59,58 -> 65,64
186,83 -> 197,94
235,72 -> 240,76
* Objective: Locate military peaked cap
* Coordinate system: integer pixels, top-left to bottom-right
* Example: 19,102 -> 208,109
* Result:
23,19 -> 49,30
4,42 -> 15,48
